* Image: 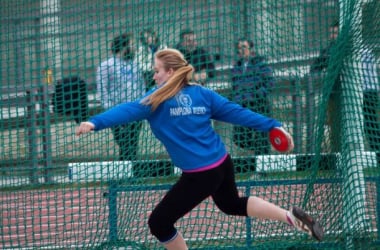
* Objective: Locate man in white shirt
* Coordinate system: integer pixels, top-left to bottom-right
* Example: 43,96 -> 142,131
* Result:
96,33 -> 146,161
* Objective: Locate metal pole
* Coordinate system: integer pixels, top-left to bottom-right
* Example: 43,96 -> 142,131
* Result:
292,78 -> 302,153
305,74 -> 317,153
27,89 -> 40,184
40,83 -> 53,183
34,15 -> 54,183
38,0 -> 63,183
108,181 -> 119,243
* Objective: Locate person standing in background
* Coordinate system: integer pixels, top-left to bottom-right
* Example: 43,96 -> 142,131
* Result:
310,21 -> 341,152
310,21 -> 339,73
361,47 -> 380,166
175,29 -> 215,85
136,28 -> 167,90
96,32 -> 146,161
231,38 -> 276,155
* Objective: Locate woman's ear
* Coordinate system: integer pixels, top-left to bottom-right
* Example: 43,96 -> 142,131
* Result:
167,68 -> 174,76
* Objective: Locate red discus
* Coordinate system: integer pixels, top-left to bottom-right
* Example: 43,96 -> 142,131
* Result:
269,127 -> 290,152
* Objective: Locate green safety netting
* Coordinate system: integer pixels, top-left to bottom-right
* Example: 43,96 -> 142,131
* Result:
1,0 -> 380,249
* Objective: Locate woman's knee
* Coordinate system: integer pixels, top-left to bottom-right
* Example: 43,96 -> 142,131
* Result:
148,212 -> 177,242
214,197 -> 249,216
148,212 -> 162,238
215,203 -> 239,215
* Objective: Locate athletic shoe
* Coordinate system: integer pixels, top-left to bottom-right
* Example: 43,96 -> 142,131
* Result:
287,206 -> 324,241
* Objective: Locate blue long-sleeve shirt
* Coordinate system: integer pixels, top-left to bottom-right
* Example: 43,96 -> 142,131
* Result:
90,85 -> 281,171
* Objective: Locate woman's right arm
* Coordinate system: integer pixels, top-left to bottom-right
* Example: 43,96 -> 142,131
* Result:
75,100 -> 151,136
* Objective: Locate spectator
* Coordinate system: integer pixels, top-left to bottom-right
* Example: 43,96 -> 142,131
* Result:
96,32 -> 146,161
360,47 -> 380,165
310,21 -> 339,73
310,21 -> 341,152
231,38 -> 275,155
175,29 -> 215,85
136,28 -> 167,90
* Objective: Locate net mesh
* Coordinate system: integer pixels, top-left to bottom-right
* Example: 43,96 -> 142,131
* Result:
1,0 -> 380,249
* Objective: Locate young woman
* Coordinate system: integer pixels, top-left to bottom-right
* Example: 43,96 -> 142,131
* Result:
76,48 -> 323,249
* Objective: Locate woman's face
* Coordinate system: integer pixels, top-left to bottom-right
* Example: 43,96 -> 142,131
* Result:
153,58 -> 173,86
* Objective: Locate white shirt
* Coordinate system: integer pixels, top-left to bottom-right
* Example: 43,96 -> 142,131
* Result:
360,48 -> 379,91
96,56 -> 145,109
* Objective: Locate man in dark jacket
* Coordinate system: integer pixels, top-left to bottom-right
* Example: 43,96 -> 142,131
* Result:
176,29 -> 215,85
231,38 -> 275,155
310,21 -> 341,152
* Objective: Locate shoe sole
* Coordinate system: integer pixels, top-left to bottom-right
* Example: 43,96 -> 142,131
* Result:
293,206 -> 324,241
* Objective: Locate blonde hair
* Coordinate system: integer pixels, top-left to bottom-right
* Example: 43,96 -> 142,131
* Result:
142,48 -> 195,111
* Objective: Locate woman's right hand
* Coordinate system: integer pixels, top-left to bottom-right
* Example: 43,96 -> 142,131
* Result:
75,122 -> 95,136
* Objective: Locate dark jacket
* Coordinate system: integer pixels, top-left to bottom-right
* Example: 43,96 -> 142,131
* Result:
310,41 -> 336,73
231,56 -> 275,104
176,45 -> 215,78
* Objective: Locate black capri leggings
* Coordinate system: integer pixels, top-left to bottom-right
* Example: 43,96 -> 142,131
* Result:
148,154 -> 249,243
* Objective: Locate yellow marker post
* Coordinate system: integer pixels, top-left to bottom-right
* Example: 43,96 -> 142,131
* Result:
44,68 -> 53,85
